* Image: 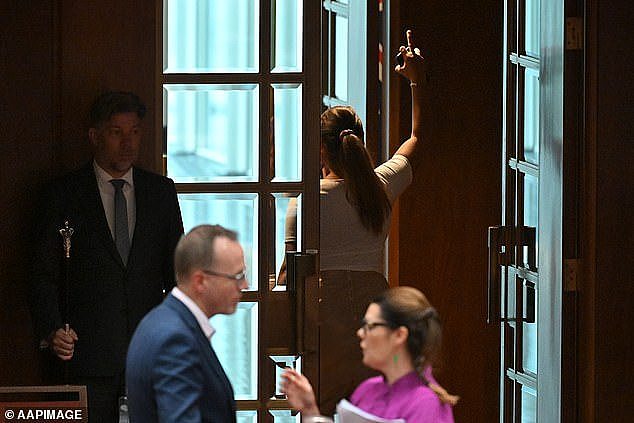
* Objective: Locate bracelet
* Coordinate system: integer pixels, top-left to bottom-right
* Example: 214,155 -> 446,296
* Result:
410,82 -> 418,87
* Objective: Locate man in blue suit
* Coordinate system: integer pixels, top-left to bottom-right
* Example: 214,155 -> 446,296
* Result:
126,224 -> 248,422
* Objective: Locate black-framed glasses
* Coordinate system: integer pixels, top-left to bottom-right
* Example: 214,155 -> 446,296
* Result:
359,319 -> 390,334
202,268 -> 247,283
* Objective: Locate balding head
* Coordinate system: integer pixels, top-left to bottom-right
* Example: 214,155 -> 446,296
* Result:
173,224 -> 247,317
174,224 -> 238,285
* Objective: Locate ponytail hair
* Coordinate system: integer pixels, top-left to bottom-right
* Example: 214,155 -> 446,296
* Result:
373,286 -> 460,406
320,106 -> 391,234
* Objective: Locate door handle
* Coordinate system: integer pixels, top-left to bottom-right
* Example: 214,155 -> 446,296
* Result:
286,251 -> 317,355
487,226 -> 536,324
488,226 -> 508,324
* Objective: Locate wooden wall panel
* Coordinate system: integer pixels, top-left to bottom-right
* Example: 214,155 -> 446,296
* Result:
0,1 -> 158,385
0,1 -> 57,384
57,0 -> 159,173
393,2 -> 502,421
582,0 -> 634,420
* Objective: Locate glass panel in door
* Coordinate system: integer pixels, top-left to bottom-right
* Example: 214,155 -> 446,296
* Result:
500,0 -> 542,421
162,1 -> 321,421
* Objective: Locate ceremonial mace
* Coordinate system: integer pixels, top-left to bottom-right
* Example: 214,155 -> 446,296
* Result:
59,220 -> 74,382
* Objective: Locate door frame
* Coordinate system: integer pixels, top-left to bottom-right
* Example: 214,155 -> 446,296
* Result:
538,0 -> 564,419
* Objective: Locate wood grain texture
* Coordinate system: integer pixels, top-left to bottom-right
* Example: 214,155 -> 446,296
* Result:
392,2 -> 502,421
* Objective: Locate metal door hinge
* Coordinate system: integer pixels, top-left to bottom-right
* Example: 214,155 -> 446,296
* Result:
566,17 -> 583,50
564,259 -> 579,292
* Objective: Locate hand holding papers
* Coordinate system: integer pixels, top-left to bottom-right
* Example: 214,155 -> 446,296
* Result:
336,399 -> 405,423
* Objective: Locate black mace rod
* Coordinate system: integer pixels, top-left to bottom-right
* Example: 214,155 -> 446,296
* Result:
59,220 -> 74,383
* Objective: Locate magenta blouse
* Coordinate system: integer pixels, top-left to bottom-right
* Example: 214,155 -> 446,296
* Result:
349,370 -> 455,423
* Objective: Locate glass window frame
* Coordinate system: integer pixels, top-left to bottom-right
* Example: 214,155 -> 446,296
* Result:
157,0 -> 321,418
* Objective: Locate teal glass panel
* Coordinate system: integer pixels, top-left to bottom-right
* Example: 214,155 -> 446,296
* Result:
523,282 -> 537,374
504,267 -> 517,321
164,84 -> 259,183
269,354 -> 301,398
237,410 -> 257,422
211,302 -> 258,400
521,385 -> 537,423
273,194 -> 302,290
334,15 -> 348,100
269,410 -> 300,422
523,173 -> 538,267
272,0 -> 302,72
525,0 -> 540,57
165,0 -> 258,73
178,193 -> 259,291
272,84 -> 302,181
523,68 -> 539,164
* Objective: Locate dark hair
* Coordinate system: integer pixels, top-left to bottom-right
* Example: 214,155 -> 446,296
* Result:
320,106 -> 391,234
89,91 -> 146,128
374,287 -> 460,405
373,286 -> 442,376
174,224 -> 238,283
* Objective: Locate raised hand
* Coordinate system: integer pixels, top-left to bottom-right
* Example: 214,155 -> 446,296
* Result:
395,29 -> 426,85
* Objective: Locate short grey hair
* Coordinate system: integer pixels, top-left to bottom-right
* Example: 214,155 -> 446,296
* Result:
174,224 -> 238,284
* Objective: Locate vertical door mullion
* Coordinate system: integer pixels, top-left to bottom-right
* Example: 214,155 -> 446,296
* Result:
258,1 -> 271,418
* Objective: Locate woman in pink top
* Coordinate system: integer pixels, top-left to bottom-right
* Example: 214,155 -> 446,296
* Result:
282,286 -> 458,422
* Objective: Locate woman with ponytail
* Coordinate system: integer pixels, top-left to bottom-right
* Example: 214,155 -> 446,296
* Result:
282,286 -> 458,422
281,30 -> 428,414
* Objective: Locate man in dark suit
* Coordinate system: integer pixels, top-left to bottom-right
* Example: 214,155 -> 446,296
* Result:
30,91 -> 184,422
126,224 -> 248,423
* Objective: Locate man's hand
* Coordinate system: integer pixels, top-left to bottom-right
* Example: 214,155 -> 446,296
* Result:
49,326 -> 78,360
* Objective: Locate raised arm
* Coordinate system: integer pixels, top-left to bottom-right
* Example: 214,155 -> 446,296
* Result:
394,29 -> 427,172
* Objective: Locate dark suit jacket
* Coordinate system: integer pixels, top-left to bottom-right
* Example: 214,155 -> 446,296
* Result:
30,163 -> 183,378
126,294 -> 236,423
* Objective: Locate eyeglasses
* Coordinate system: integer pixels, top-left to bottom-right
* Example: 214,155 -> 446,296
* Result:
359,319 -> 390,334
202,268 -> 247,283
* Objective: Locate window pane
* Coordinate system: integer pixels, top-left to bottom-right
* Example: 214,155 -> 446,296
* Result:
237,410 -> 257,422
504,267 -> 517,321
523,283 -> 537,374
272,0 -> 302,72
525,0 -> 540,57
165,0 -> 258,73
211,302 -> 258,400
523,68 -> 539,164
165,84 -> 259,182
523,173 -> 538,268
334,15 -> 348,100
272,193 -> 302,291
269,354 -> 301,398
269,410 -> 300,422
272,84 -> 302,181
521,384 -> 537,423
178,193 -> 259,290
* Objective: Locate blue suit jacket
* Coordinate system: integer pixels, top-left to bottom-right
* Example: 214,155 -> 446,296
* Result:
126,294 -> 236,423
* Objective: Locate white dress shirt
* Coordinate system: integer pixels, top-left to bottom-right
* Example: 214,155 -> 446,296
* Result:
171,287 -> 215,341
93,161 -> 136,242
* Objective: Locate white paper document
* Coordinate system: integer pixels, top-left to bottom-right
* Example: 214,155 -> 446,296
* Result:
335,399 -> 406,423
